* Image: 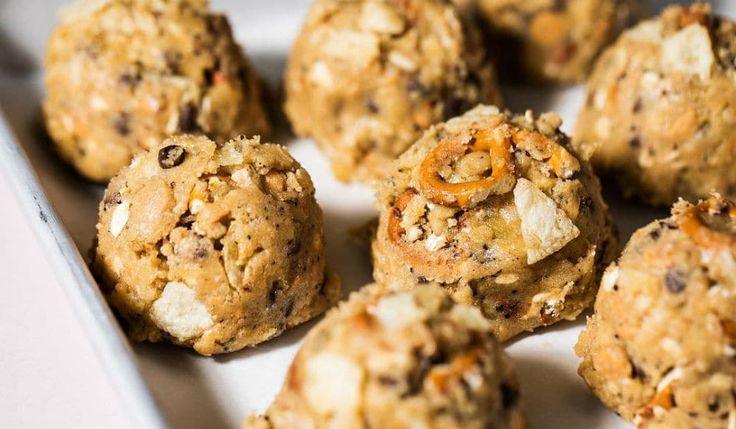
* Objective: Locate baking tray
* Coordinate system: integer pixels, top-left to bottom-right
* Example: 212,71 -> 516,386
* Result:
0,1 -> 730,428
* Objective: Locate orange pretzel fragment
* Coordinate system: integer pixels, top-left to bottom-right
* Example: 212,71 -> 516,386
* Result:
386,188 -> 459,273
418,123 -> 580,209
387,188 -> 420,244
635,383 -> 676,428
511,127 -> 580,178
679,197 -> 736,249
427,347 -> 483,395
419,128 -> 516,209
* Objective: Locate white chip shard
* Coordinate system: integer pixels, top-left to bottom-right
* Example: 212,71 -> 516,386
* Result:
59,0 -> 111,22
109,200 -> 130,238
360,1 -> 405,35
424,234 -> 447,251
151,281 -> 213,341
308,61 -> 334,87
625,20 -> 663,43
601,265 -> 620,292
662,24 -> 714,80
513,178 -> 580,264
448,305 -> 490,331
370,292 -> 428,330
323,31 -> 380,69
304,353 -> 364,419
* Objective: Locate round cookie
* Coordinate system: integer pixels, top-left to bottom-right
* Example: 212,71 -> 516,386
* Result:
44,0 -> 270,182
93,135 -> 339,355
285,0 -> 500,182
574,3 -> 736,206
576,194 -> 736,429
246,285 -> 525,429
372,105 -> 618,341
474,0 -> 644,83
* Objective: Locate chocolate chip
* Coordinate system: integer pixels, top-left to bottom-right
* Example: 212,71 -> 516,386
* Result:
708,397 -> 720,412
112,112 -> 130,136
540,304 -> 558,324
192,243 -> 208,259
158,145 -> 186,169
495,299 -> 520,319
630,359 -> 646,380
580,196 -> 593,211
164,51 -> 182,74
632,99 -> 643,113
119,72 -> 141,87
177,103 -> 201,133
407,78 -> 429,95
500,383 -> 519,409
365,98 -> 379,114
286,240 -> 301,256
283,300 -> 294,318
665,270 -> 687,294
629,136 -> 641,150
103,191 -> 122,210
377,376 -> 399,386
268,281 -> 281,305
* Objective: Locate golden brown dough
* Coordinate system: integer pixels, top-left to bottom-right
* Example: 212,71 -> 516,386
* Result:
44,0 -> 270,181
246,285 -> 525,429
372,105 -> 618,341
474,0 -> 644,83
93,135 -> 339,355
285,0 -> 500,182
574,3 -> 736,206
576,194 -> 736,429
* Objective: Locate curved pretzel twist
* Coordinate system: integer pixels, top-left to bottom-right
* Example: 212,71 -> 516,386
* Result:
679,197 -> 736,249
418,123 -> 578,209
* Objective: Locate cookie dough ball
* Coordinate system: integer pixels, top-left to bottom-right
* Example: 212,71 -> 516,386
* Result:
285,0 -> 501,182
246,285 -> 525,429
475,0 -> 643,83
372,105 -> 618,341
576,194 -> 736,429
574,3 -> 736,206
44,0 -> 270,182
92,135 -> 339,355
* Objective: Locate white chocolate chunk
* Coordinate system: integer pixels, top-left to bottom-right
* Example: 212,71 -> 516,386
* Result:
656,367 -> 683,392
232,168 -> 255,187
308,61 -> 334,87
625,20 -> 663,43
424,234 -> 447,251
304,353 -> 364,417
60,0 -> 111,22
109,200 -> 130,238
513,178 -> 580,264
323,31 -> 379,69
388,51 -> 417,71
217,142 -> 244,166
151,282 -> 213,341
601,265 -> 620,292
360,2 -> 405,35
662,24 -> 714,80
448,305 -> 490,331
370,292 -> 428,330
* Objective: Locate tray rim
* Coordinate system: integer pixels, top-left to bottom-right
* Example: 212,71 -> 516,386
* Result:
0,106 -> 170,429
